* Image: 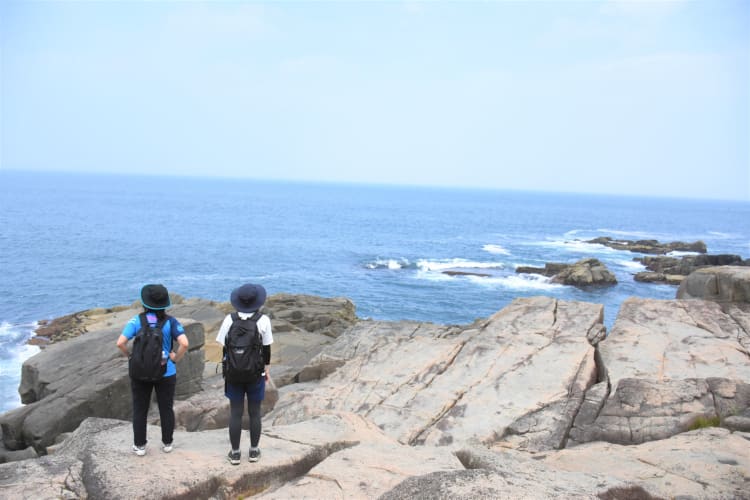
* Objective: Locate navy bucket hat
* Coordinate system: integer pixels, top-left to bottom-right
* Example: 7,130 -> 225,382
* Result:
230,283 -> 267,313
140,284 -> 171,310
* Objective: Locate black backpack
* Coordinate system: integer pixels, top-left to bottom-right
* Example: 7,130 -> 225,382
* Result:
129,313 -> 170,382
222,312 -> 264,384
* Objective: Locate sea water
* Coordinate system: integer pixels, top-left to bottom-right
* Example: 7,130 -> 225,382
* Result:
1,170 -> 748,412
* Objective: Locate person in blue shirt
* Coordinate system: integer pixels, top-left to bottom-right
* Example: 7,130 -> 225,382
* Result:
116,284 -> 189,456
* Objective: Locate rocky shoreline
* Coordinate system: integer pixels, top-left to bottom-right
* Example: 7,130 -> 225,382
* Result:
0,266 -> 748,498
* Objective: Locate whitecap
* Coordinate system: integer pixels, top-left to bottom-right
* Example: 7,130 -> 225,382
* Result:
537,238 -> 619,254
0,321 -> 39,380
595,229 -> 656,239
416,258 -> 504,271
364,258 -> 411,270
482,244 -> 511,255
666,251 -> 701,257
614,259 -> 646,271
468,274 -> 565,291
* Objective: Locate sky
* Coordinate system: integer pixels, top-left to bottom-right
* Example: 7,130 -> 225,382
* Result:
1,0 -> 748,201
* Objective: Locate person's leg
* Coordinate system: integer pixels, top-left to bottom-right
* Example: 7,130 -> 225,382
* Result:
154,375 -> 177,446
248,398 -> 262,449
229,396 -> 245,451
131,378 -> 153,447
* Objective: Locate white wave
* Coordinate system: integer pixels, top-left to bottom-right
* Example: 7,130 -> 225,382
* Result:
707,231 -> 735,239
365,258 -> 411,270
416,258 -> 504,271
666,250 -> 701,257
538,238 -> 619,254
414,269 -> 455,282
468,274 -> 565,291
563,230 -> 583,238
615,259 -> 646,271
0,321 -> 40,375
595,229 -> 657,239
482,244 -> 511,256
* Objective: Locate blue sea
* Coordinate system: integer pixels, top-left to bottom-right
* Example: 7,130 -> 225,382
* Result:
1,170 -> 748,412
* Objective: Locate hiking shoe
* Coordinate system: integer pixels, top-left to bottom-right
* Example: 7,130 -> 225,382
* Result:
132,444 -> 146,456
162,442 -> 173,453
248,448 -> 261,462
227,450 -> 241,465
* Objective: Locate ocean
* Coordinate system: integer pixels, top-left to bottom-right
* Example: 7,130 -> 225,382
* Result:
1,170 -> 748,412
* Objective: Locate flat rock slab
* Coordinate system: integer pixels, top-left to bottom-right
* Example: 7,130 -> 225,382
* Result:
601,298 -> 750,385
0,413 -> 461,499
268,297 -> 604,452
542,428 -> 750,500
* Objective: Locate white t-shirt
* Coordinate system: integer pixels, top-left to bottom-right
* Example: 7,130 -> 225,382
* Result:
215,312 -> 273,346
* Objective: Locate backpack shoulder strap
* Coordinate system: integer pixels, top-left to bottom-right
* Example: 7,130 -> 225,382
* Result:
138,313 -> 148,330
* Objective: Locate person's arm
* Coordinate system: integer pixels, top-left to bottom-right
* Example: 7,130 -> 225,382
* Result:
170,334 -> 189,363
117,316 -> 138,357
116,335 -> 129,357
215,314 -> 233,347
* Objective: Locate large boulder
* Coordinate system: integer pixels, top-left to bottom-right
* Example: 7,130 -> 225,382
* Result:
568,297 -> 750,446
676,265 -> 750,303
267,297 -> 604,452
550,258 -> 617,286
516,259 -> 617,286
635,255 -> 748,286
0,320 -> 204,452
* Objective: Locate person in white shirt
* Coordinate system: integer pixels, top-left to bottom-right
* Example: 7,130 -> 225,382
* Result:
216,283 -> 273,465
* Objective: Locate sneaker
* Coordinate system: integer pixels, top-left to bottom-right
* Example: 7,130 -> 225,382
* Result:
248,447 -> 261,462
162,442 -> 173,453
132,444 -> 146,456
227,450 -> 241,465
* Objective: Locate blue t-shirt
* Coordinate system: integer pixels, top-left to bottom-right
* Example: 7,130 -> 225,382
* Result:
122,313 -> 185,378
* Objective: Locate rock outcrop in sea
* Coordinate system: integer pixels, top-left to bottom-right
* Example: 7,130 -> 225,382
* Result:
634,254 -> 748,285
516,257 -> 617,286
586,237 -> 707,255
0,267 -> 748,498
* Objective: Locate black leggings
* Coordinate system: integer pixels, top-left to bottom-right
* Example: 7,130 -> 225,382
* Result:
131,375 -> 176,447
229,397 -> 262,450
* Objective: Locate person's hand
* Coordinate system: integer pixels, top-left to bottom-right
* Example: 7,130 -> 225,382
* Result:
169,352 -> 176,362
265,371 -> 270,381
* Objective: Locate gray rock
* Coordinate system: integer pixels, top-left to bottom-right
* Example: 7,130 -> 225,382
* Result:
587,237 -> 707,254
0,320 -> 204,452
0,445 -> 38,464
637,254 -> 746,277
267,297 -> 603,452
633,271 -> 685,285
677,265 -> 750,303
550,258 -> 618,286
517,259 -> 617,286
570,297 -> 750,447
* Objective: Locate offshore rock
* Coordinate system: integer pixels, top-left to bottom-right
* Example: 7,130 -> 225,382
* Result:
586,237 -> 707,254
515,259 -> 617,287
634,254 -> 747,286
550,258 -> 617,286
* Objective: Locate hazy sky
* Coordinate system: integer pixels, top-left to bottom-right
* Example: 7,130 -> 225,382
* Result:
1,1 -> 748,200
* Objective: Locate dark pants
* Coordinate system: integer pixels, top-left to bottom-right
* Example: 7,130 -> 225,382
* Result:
229,397 -> 262,450
130,375 -> 176,447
